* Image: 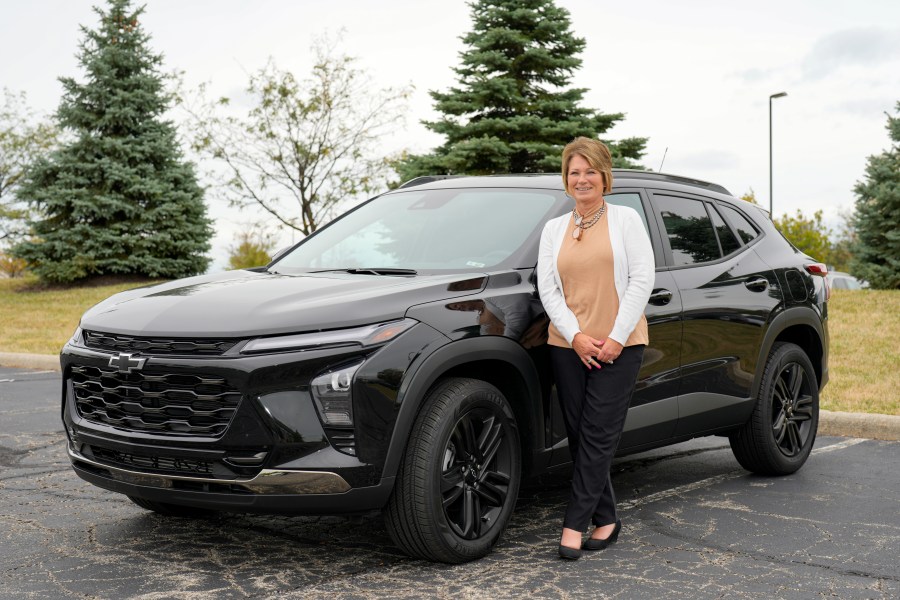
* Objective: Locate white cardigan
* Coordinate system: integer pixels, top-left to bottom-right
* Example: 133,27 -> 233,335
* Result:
537,203 -> 655,346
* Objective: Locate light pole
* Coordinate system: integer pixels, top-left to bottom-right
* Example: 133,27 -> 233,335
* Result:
769,91 -> 787,215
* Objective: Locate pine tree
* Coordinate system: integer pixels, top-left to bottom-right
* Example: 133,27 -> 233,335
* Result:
12,0 -> 212,283
396,0 -> 646,181
851,102 -> 900,289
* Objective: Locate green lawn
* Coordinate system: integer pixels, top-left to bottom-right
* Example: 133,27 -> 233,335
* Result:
1,278 -> 897,415
0,276 -> 164,355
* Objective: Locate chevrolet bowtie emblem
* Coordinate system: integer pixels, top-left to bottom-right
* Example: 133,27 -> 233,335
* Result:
108,352 -> 147,373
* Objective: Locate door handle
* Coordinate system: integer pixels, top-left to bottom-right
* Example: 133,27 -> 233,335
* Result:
744,276 -> 769,292
649,288 -> 673,305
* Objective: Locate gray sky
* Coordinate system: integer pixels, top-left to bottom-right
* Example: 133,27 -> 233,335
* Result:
2,0 -> 899,268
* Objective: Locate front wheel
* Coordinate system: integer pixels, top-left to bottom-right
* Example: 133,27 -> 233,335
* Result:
729,342 -> 819,475
384,378 -> 521,563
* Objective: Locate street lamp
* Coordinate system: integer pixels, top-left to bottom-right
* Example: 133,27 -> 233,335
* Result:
769,91 -> 787,215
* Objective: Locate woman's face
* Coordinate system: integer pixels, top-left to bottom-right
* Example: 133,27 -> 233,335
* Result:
566,154 -> 605,205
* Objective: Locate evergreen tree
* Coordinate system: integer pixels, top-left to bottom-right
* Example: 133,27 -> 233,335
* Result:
12,0 -> 212,283
851,102 -> 900,289
396,0 -> 646,181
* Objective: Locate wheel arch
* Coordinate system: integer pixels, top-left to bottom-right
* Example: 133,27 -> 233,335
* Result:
382,337 -> 543,481
754,307 -> 826,398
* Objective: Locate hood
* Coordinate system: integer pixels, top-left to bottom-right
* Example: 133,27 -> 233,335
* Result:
80,269 -> 487,338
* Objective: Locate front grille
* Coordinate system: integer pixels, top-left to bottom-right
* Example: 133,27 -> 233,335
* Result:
71,364 -> 241,436
83,330 -> 237,356
89,445 -> 214,476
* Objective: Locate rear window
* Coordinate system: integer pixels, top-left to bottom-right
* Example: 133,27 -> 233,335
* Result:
719,204 -> 760,244
656,195 -> 722,266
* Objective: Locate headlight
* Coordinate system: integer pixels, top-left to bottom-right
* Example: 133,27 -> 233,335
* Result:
311,361 -> 363,427
68,326 -> 83,347
241,318 -> 417,354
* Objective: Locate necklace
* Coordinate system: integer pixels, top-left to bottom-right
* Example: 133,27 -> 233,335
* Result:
572,203 -> 607,240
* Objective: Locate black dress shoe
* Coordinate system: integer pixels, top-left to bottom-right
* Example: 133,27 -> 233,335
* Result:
582,519 -> 621,551
558,543 -> 583,560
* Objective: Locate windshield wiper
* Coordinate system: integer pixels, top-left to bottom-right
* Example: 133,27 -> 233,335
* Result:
310,268 -> 418,276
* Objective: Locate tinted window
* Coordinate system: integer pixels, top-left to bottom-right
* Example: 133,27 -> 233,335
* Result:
709,205 -> 741,255
606,192 -> 649,236
657,195 -> 721,266
275,189 -> 558,273
720,204 -> 760,244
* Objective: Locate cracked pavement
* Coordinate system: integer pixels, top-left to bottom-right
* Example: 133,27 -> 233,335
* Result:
1,366 -> 898,599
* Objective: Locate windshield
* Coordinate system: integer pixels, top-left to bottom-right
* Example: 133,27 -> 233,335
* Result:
273,188 -> 561,273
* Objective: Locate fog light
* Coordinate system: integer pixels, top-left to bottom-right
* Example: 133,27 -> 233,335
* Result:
311,361 -> 362,427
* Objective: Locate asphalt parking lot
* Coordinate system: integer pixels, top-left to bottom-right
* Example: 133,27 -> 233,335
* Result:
2,365 -> 898,599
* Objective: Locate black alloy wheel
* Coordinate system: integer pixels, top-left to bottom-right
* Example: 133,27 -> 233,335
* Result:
440,407 -> 514,540
384,378 -> 521,563
770,361 -> 815,457
729,342 -> 819,475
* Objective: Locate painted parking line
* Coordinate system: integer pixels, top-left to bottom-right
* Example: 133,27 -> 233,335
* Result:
0,370 -> 59,383
619,437 -> 867,511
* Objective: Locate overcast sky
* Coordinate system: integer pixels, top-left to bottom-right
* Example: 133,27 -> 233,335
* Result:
2,0 -> 898,269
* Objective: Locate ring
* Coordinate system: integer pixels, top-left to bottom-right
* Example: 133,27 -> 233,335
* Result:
606,360 -> 614,365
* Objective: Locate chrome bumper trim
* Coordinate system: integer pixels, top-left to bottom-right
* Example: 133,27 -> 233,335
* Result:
67,445 -> 351,494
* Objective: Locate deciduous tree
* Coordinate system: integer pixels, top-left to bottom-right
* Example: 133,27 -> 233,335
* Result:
0,89 -> 58,243
774,209 -> 835,265
181,39 -> 410,235
227,224 -> 277,270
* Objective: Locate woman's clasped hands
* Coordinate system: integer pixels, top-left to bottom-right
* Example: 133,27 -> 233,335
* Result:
572,332 -> 623,369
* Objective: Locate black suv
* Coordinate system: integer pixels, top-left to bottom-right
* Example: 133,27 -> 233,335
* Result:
62,171 -> 829,563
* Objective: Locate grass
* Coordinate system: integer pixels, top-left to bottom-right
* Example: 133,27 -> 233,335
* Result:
819,289 -> 900,416
0,278 -> 897,415
0,276 -> 164,355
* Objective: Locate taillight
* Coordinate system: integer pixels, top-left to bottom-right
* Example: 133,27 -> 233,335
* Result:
804,263 -> 828,276
805,263 -> 829,300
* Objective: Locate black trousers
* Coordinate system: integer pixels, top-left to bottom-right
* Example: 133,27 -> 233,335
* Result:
550,344 -> 644,531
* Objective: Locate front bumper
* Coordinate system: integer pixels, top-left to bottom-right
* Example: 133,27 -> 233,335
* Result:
68,442 -> 351,494
68,441 -> 395,514
60,322 -> 447,513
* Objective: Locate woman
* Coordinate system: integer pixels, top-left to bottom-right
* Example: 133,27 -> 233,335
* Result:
537,137 -> 654,560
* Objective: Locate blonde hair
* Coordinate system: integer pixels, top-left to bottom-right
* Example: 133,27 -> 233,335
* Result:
561,137 -> 614,195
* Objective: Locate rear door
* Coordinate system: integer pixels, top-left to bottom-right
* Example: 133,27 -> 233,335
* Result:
649,192 -> 780,436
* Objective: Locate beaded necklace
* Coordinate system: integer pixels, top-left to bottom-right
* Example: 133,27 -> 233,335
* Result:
571,202 -> 607,240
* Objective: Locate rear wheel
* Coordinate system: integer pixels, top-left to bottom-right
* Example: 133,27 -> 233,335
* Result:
127,496 -> 217,518
384,378 -> 521,563
729,342 -> 819,475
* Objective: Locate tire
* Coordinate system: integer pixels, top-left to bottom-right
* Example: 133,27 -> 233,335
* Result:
729,342 -> 819,475
127,495 -> 217,518
384,377 -> 522,563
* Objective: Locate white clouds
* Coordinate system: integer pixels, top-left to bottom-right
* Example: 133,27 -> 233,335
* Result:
830,97 -> 898,118
801,27 -> 900,81
667,149 -> 742,172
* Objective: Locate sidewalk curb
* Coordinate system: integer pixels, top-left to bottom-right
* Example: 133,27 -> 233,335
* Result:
818,410 -> 900,442
2,352 -> 899,441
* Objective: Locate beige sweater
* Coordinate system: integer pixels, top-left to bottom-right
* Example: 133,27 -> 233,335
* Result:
548,214 -> 648,348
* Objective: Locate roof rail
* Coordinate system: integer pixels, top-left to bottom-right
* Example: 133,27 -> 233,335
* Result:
398,170 -> 732,196
611,169 -> 731,195
398,175 -> 465,189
